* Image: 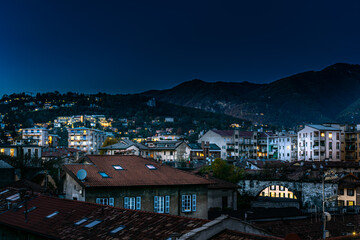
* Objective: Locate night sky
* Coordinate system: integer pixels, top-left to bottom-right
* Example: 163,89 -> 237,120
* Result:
1,0 -> 360,96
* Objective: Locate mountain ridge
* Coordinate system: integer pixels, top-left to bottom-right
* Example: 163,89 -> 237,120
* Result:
142,63 -> 360,127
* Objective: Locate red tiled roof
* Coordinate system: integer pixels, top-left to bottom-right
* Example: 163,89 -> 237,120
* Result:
211,229 -> 283,240
0,192 -> 209,240
63,155 -> 212,187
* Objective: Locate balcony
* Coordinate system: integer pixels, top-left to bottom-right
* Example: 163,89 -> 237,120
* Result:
345,155 -> 357,161
313,145 -> 319,150
346,138 -> 357,142
345,146 -> 357,151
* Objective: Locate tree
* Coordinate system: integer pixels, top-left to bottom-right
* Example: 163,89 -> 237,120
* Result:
99,137 -> 119,154
200,158 -> 244,183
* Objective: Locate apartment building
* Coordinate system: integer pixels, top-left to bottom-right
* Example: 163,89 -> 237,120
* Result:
338,124 -> 360,162
199,129 -> 274,160
145,140 -> 190,162
67,127 -> 106,154
21,128 -> 49,147
267,136 -> 278,159
198,130 -> 233,159
277,134 -> 297,162
298,125 -> 341,161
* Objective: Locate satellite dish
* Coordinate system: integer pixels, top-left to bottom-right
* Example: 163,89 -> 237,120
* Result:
77,169 -> 87,181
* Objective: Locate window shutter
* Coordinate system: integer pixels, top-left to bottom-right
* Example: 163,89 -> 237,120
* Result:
136,197 -> 141,210
124,197 -> 129,209
96,198 -> 100,204
154,196 -> 158,213
165,196 -> 170,213
192,194 -> 196,212
109,198 -> 114,207
181,195 -> 185,212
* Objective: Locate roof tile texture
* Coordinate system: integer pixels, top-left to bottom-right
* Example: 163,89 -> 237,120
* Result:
63,155 -> 212,187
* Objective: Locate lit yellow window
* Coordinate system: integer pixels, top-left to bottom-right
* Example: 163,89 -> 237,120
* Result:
83,130 -> 87,134
329,133 -> 332,139
271,192 -> 276,197
321,132 -> 325,137
10,149 -> 14,157
348,201 -> 354,206
0,149 -> 4,154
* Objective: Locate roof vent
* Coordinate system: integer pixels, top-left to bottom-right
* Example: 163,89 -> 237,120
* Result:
77,169 -> 87,181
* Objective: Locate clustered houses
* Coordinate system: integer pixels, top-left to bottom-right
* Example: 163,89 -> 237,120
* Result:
67,127 -> 107,154
197,123 -> 360,162
0,144 -> 42,158
198,130 -> 273,161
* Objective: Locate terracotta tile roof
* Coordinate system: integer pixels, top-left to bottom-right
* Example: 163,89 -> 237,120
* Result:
207,177 -> 239,189
63,155 -> 212,187
42,147 -> 81,158
256,214 -> 360,239
0,191 -> 209,240
210,229 -> 283,240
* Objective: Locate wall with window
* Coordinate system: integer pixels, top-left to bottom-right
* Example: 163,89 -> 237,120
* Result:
83,184 -> 208,219
208,189 -> 237,210
338,187 -> 356,206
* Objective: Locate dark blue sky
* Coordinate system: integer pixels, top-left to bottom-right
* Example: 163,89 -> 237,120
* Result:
1,0 -> 360,96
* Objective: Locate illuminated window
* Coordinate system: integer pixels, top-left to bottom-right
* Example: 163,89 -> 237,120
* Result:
348,201 -> 354,206
329,133 -> 333,139
0,149 -> 4,154
271,192 -> 276,197
321,132 -> 325,137
10,149 -> 14,157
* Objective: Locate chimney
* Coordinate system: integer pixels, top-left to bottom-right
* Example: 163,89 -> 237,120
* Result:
206,141 -> 209,147
201,141 -> 205,149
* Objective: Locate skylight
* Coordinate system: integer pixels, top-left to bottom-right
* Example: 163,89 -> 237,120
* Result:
74,218 -> 88,226
0,189 -> 9,195
84,219 -> 102,228
46,211 -> 59,218
6,193 -> 20,201
110,225 -> 126,234
98,172 -> 110,178
145,164 -> 157,170
112,165 -> 124,170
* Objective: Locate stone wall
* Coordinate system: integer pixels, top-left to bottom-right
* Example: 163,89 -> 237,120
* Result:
238,179 -> 338,209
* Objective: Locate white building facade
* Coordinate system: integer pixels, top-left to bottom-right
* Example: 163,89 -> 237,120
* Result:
67,128 -> 107,154
298,125 -> 341,161
22,128 -> 49,147
277,134 -> 297,162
